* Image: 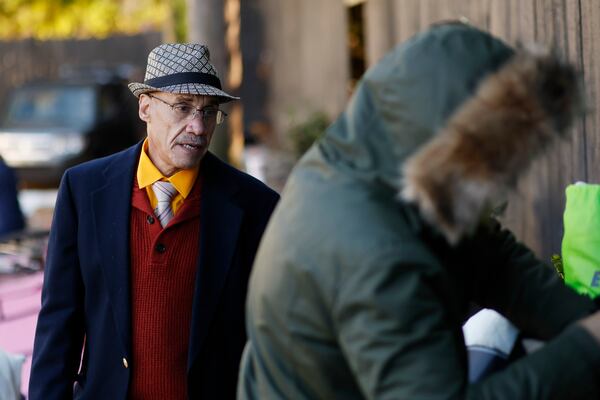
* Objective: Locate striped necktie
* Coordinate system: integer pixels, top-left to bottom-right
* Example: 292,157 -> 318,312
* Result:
151,181 -> 177,228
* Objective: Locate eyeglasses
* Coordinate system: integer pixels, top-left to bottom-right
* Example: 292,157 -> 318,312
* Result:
147,93 -> 227,125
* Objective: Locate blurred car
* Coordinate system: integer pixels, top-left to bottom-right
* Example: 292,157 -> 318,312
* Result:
0,74 -> 144,187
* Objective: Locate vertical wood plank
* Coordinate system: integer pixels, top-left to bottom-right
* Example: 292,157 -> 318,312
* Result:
393,0 -> 422,43
488,0 -> 510,41
466,0 -> 492,31
364,0 -> 396,67
513,0 -> 536,42
581,0 -> 600,184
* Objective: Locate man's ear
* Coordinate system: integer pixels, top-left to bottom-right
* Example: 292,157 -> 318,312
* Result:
138,94 -> 151,123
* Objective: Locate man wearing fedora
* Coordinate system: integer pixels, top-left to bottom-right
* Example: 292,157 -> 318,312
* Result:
29,43 -> 279,399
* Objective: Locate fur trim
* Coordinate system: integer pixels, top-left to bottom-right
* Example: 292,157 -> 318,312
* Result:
401,46 -> 582,245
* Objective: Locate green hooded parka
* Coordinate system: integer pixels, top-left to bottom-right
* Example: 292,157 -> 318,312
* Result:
239,24 -> 600,399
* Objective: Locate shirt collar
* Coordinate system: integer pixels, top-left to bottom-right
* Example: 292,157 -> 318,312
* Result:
136,138 -> 199,198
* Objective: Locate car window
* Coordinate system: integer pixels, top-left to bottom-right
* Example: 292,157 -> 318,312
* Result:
2,86 -> 96,131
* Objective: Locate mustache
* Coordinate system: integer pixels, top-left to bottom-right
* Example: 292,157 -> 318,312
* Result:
175,136 -> 207,146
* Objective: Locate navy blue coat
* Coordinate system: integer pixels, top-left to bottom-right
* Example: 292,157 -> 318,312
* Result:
0,157 -> 24,237
29,142 -> 279,399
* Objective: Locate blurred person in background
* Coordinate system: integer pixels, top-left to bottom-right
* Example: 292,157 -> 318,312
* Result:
239,23 -> 600,399
0,347 -> 25,400
0,156 -> 25,237
0,348 -> 25,400
29,43 -> 278,400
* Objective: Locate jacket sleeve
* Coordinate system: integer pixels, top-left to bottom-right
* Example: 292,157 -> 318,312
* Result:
332,244 -> 600,400
29,171 -> 85,399
467,220 -> 597,339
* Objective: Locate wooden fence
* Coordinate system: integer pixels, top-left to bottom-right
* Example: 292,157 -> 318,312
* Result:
0,32 -> 161,107
362,0 -> 600,261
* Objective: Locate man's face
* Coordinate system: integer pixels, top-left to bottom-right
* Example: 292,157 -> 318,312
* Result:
139,92 -> 219,176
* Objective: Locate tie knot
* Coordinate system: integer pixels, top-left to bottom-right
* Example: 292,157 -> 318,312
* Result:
151,181 -> 177,228
152,181 -> 177,203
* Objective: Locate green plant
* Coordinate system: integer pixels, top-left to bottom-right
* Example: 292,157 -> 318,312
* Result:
551,254 -> 564,280
288,111 -> 329,159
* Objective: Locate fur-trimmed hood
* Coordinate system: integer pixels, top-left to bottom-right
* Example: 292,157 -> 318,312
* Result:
311,23 -> 581,245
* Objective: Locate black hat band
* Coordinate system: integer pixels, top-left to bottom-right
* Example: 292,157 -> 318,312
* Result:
145,72 -> 222,90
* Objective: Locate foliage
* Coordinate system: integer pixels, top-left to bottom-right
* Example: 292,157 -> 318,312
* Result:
551,254 -> 564,280
287,112 -> 329,159
0,0 -> 183,40
172,0 -> 188,43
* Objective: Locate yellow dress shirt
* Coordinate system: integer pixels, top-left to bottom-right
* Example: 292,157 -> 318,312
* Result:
136,139 -> 199,214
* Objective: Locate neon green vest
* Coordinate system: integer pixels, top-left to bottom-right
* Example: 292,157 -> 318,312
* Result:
562,183 -> 600,297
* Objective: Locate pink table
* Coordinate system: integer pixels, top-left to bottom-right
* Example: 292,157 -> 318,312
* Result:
0,271 -> 43,397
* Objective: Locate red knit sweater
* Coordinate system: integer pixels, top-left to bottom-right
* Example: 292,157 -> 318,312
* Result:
128,177 -> 202,399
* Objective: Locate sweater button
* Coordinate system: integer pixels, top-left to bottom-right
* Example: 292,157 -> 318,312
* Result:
147,215 -> 155,224
122,357 -> 129,369
155,243 -> 166,253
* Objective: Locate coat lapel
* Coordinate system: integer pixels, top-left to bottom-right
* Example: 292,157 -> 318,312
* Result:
188,153 -> 244,369
91,143 -> 141,353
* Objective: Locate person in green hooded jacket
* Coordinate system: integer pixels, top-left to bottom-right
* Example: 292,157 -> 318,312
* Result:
238,23 -> 600,399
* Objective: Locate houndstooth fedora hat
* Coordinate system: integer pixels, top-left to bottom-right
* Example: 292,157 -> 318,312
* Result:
128,43 -> 239,103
